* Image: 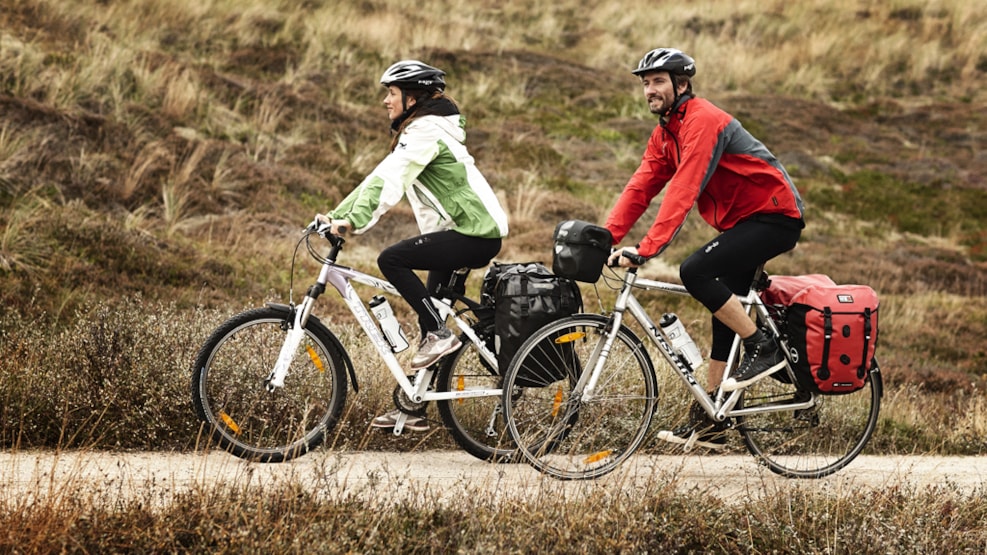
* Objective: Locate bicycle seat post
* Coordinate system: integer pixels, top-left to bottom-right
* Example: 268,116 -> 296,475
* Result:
449,267 -> 471,289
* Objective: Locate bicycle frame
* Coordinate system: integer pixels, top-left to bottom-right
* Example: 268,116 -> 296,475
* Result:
265,233 -> 502,411
581,268 -> 816,424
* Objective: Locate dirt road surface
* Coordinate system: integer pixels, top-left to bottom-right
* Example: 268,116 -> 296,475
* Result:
3,451 -> 985,506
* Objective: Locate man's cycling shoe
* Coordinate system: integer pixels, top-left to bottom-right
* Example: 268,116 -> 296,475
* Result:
656,424 -> 727,451
721,336 -> 785,392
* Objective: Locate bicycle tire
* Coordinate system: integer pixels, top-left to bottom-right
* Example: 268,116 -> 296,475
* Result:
737,360 -> 882,478
502,314 -> 658,480
191,306 -> 348,462
435,333 -> 516,462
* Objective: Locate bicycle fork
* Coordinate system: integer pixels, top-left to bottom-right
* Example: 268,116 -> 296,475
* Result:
575,272 -> 638,403
265,260 -> 340,392
266,295 -> 317,391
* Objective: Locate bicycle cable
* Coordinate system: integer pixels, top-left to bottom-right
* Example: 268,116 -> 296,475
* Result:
285,230 -> 314,306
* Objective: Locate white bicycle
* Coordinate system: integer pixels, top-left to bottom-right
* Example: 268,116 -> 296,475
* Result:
191,224 -> 513,462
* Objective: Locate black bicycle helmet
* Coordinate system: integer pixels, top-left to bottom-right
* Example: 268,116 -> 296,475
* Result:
632,48 -> 696,77
380,60 -> 446,92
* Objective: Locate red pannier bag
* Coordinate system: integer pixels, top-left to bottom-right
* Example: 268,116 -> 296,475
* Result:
761,275 -> 879,394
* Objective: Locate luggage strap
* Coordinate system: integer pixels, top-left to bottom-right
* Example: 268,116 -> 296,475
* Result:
819,307 -> 832,380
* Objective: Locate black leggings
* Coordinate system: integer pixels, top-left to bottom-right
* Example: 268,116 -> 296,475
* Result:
679,217 -> 802,362
378,230 -> 502,335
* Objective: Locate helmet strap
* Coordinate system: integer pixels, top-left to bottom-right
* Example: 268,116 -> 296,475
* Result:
661,89 -> 693,125
390,89 -> 426,132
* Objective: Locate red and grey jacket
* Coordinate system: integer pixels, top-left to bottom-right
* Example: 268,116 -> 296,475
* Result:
605,96 -> 804,258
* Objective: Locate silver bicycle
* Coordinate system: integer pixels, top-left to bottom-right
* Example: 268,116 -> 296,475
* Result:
500,264 -> 883,480
191,224 -> 512,462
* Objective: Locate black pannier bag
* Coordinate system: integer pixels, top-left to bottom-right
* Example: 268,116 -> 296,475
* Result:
552,220 -> 613,283
481,262 -> 582,387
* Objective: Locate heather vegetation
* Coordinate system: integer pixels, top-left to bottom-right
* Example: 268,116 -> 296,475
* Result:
2,0 -> 987,551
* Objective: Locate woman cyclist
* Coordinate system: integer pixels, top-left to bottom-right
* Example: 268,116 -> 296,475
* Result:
316,60 -> 509,431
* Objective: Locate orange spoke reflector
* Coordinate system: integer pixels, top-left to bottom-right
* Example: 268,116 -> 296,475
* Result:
584,450 -> 613,464
554,332 -> 585,344
457,376 -> 465,404
551,386 -> 563,418
219,411 -> 241,435
306,345 -> 325,373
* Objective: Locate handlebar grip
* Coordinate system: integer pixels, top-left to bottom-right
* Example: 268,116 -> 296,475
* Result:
626,252 -> 647,266
336,224 -> 349,235
608,251 -> 647,267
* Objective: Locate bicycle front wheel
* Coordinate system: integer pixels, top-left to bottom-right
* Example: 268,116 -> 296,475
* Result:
191,306 -> 348,462
738,361 -> 882,478
502,315 -> 657,480
435,334 -> 516,462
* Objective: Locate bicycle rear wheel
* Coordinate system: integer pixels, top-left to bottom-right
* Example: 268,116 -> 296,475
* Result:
502,314 -> 657,480
435,332 -> 516,462
191,306 -> 348,462
738,361 -> 882,478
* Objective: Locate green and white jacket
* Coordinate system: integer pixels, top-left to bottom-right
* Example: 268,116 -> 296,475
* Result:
329,113 -> 508,239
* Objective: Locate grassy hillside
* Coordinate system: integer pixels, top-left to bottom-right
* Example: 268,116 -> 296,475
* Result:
1,0 -> 987,454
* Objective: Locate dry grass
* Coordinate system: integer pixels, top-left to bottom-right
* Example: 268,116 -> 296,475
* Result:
0,0 -> 983,450
0,0 -> 983,431
1,0 -> 987,548
0,289 -> 983,456
1,458 -> 986,553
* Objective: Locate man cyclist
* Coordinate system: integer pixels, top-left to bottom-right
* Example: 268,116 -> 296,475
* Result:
605,48 -> 805,448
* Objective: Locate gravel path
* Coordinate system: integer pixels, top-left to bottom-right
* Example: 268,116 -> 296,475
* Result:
3,451 -> 985,506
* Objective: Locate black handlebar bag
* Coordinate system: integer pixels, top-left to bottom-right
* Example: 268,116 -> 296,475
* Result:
552,220 -> 612,283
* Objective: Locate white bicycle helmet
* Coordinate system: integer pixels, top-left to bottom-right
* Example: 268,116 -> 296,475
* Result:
380,60 -> 446,92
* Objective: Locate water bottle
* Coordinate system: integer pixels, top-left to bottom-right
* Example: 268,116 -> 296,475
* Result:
659,313 -> 703,369
369,296 -> 410,353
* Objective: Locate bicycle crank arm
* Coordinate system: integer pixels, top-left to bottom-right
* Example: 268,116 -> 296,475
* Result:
485,401 -> 504,437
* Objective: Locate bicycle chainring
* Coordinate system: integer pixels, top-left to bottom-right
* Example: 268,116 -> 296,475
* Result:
392,376 -> 428,416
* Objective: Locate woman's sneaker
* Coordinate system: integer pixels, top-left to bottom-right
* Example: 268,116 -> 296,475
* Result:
720,336 -> 785,392
410,327 -> 461,369
371,409 -> 429,432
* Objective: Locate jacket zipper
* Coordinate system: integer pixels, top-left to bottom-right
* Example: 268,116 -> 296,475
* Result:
413,183 -> 449,224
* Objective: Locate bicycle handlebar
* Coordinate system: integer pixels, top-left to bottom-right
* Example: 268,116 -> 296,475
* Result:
305,221 -> 347,259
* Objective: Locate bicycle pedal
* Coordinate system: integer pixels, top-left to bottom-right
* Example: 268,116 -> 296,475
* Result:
682,432 -> 698,452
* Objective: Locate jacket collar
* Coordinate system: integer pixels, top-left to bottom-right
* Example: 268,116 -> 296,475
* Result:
660,92 -> 694,128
